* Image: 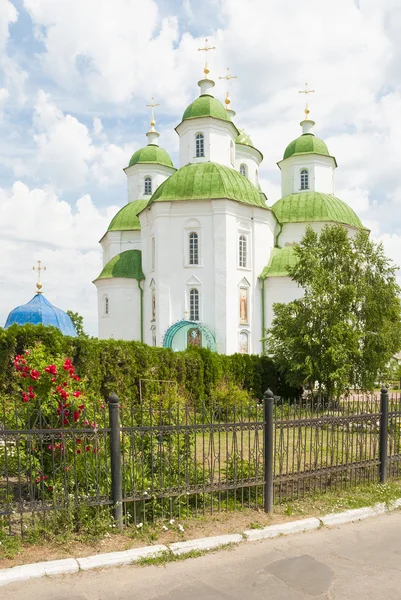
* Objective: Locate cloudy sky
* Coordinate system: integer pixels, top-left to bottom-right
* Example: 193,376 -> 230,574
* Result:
0,0 -> 400,336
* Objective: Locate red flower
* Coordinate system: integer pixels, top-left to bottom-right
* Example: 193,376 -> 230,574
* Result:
77,449 -> 82,454
84,419 -> 89,426
21,392 -> 29,402
85,445 -> 91,452
69,367 -> 75,375
30,369 -> 40,381
72,375 -> 80,382
73,410 -> 81,422
21,372 -> 27,378
76,439 -> 82,445
78,404 -> 85,410
63,358 -> 73,371
48,486 -> 53,492
73,391 -> 81,398
44,364 -> 57,375
63,418 -> 69,425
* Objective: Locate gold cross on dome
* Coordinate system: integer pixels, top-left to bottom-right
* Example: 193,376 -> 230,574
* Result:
298,83 -> 315,119
198,38 -> 216,77
146,97 -> 160,131
219,68 -> 238,110
32,260 -> 46,294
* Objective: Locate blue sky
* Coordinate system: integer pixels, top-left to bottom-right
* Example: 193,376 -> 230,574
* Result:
0,0 -> 400,336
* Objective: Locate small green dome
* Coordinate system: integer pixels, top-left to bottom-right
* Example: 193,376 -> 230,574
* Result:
96,250 -> 145,281
107,200 -> 149,232
236,129 -> 254,147
271,192 -> 363,229
150,162 -> 267,209
284,134 -> 330,160
182,95 -> 229,122
260,246 -> 298,280
128,144 -> 174,168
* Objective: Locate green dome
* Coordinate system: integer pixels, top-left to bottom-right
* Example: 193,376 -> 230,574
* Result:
182,95 -> 229,122
236,129 -> 254,147
96,250 -> 145,281
107,199 -> 149,232
271,192 -> 363,229
128,144 -> 174,168
260,246 -> 298,280
284,134 -> 330,160
150,162 -> 268,209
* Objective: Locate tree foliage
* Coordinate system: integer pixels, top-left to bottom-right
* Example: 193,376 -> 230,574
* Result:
266,225 -> 401,396
67,310 -> 88,338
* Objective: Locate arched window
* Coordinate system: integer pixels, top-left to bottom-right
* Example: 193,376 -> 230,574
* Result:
230,141 -> 235,165
189,232 -> 199,265
195,133 -> 204,158
239,234 -> 247,268
255,169 -> 259,187
189,288 -> 199,321
151,237 -> 155,270
151,326 -> 156,347
240,164 -> 247,177
105,296 -> 109,315
300,169 -> 309,190
144,176 -> 152,195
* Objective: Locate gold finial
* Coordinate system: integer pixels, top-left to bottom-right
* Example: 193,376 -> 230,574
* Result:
298,83 -> 315,119
219,67 -> 238,110
198,38 -> 216,77
146,97 -> 160,131
33,260 -> 46,294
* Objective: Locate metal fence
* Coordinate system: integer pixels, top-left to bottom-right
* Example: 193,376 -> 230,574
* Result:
1,383 -> 400,534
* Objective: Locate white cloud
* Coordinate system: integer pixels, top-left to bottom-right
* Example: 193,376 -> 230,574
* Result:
0,182 -> 120,335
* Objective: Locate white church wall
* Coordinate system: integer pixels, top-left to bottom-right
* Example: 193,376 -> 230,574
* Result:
125,163 -> 174,203
96,279 -> 142,341
279,155 -> 336,197
264,276 -> 303,332
176,118 -> 237,168
278,221 -> 357,247
101,230 -> 142,265
235,144 -> 262,189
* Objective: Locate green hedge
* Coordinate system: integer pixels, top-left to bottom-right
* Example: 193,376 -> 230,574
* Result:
0,325 -> 298,402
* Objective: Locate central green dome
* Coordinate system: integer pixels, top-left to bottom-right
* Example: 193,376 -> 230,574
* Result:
150,162 -> 268,209
284,133 -> 330,160
272,192 -> 363,229
182,95 -> 229,122
107,199 -> 149,232
95,250 -> 145,281
128,144 -> 174,168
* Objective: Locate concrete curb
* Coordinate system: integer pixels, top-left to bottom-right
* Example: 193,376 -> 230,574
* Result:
170,534 -> 243,556
243,517 -> 320,541
1,497 -> 401,587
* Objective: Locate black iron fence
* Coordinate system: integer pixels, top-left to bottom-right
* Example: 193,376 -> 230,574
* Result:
1,384 -> 400,534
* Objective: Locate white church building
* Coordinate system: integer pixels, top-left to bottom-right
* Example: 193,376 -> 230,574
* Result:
94,70 -> 363,355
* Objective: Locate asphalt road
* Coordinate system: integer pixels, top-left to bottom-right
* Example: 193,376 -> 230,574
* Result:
3,511 -> 401,599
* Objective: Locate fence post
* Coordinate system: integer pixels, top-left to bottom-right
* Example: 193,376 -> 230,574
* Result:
379,386 -> 389,484
107,393 -> 123,529
264,388 -> 274,513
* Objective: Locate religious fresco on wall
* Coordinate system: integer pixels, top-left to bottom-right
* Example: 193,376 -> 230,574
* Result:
187,327 -> 202,347
239,331 -> 249,354
239,287 -> 248,324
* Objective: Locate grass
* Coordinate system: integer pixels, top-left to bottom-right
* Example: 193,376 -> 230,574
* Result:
1,480 -> 401,567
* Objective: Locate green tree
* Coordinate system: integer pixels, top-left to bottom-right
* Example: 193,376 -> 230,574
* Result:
66,310 -> 88,338
266,225 -> 401,397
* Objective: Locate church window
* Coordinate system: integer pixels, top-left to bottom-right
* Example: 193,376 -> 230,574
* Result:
151,237 -> 155,270
151,326 -> 156,347
105,296 -> 109,315
239,234 -> 247,268
189,232 -> 199,265
255,169 -> 259,186
144,176 -> 152,195
240,164 -> 247,177
189,288 -> 199,321
230,141 -> 235,165
195,133 -> 204,158
300,169 -> 309,190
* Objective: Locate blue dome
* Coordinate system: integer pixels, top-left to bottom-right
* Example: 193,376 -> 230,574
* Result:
5,294 -> 77,337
